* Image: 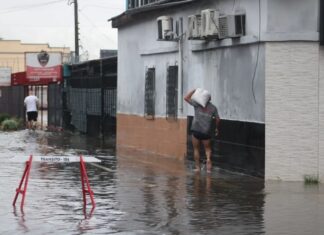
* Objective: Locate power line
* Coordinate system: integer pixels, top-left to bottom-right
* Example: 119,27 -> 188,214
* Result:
80,4 -> 123,11
79,11 -> 116,45
251,0 -> 261,104
0,0 -> 67,14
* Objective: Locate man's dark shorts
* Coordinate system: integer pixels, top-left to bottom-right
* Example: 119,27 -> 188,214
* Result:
27,111 -> 38,121
192,131 -> 211,140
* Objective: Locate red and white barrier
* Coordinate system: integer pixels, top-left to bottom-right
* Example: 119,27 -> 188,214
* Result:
12,155 -> 100,210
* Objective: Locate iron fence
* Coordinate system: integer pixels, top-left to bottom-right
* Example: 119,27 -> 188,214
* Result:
0,86 -> 26,120
62,57 -> 117,136
48,83 -> 63,128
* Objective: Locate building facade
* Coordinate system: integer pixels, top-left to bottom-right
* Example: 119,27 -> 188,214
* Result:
112,0 -> 324,181
0,40 -> 70,73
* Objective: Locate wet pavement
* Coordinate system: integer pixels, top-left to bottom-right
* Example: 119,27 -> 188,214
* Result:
0,130 -> 324,235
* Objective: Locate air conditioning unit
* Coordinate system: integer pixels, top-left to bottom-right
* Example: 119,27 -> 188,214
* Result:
219,14 -> 246,39
201,9 -> 219,38
188,14 -> 202,39
175,18 -> 183,38
157,16 -> 174,40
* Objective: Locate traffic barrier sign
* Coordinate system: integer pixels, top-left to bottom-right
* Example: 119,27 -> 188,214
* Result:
12,155 -> 32,209
12,155 -> 100,210
10,155 -> 101,163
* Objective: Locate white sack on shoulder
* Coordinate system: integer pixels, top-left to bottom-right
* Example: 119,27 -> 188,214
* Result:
191,88 -> 211,107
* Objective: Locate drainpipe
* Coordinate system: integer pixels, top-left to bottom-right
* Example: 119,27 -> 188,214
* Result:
100,59 -> 105,142
178,34 -> 183,114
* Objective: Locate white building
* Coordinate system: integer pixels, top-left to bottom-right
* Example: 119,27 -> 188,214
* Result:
111,0 -> 324,181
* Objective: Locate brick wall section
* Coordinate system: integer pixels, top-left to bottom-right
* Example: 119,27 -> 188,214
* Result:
265,42 -> 320,181
116,114 -> 187,161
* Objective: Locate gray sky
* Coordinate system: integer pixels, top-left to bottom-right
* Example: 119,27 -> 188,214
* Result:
0,0 -> 124,59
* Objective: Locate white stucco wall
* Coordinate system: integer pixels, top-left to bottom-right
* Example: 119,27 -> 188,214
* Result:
265,42 -> 320,181
265,0 -> 318,35
115,0 -> 322,180
117,0 -> 267,122
117,0 -> 319,121
186,44 -> 265,122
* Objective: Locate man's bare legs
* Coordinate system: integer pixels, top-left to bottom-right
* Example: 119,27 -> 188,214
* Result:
26,120 -> 37,130
202,139 -> 212,173
192,136 -> 213,173
192,136 -> 201,171
31,120 -> 37,130
26,120 -> 31,129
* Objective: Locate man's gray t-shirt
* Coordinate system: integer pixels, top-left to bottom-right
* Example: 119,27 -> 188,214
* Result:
189,100 -> 219,135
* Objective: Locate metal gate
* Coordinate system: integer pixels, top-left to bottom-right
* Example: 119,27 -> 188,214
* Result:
48,83 -> 63,128
63,57 -> 117,137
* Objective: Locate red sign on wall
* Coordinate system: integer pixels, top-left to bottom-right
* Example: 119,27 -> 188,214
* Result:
11,72 -> 27,86
25,51 -> 62,85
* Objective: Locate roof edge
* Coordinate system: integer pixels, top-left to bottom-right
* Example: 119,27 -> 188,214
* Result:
110,0 -> 196,28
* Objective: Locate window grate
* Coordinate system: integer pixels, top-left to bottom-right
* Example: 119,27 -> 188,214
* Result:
144,68 -> 155,118
166,65 -> 178,119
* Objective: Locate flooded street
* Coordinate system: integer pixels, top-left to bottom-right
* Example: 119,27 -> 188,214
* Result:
0,130 -> 323,235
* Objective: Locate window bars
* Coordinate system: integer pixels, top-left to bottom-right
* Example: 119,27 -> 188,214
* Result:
144,68 -> 155,119
166,65 -> 178,119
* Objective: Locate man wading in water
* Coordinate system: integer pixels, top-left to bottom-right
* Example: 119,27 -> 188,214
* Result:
184,89 -> 220,173
24,89 -> 39,130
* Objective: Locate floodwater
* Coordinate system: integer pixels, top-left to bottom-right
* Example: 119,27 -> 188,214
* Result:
0,130 -> 324,235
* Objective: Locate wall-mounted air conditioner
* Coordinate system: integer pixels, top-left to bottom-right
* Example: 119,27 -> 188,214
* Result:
219,14 -> 246,39
175,17 -> 183,38
188,14 -> 202,39
157,16 -> 174,40
201,9 -> 219,38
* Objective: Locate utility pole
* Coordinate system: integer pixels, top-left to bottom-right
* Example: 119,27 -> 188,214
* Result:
321,0 -> 324,45
74,0 -> 79,62
69,0 -> 79,62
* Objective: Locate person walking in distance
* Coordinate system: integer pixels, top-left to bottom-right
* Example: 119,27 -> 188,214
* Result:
24,89 -> 39,130
184,89 -> 220,173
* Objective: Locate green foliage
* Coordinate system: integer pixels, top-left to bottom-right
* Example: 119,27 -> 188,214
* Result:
304,175 -> 320,185
0,113 -> 10,124
1,118 -> 19,131
0,114 -> 23,131
12,117 -> 23,129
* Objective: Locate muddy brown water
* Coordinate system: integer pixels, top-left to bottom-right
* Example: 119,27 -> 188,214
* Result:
0,130 -> 323,235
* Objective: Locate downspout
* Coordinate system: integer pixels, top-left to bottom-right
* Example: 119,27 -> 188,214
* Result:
100,59 -> 105,142
319,0 -> 324,181
178,33 -> 183,114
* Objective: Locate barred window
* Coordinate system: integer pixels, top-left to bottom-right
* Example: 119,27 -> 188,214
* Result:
166,65 -> 178,119
128,0 -> 161,9
144,68 -> 155,119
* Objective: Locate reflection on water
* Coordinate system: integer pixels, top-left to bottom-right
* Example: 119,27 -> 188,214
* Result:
13,207 -> 28,233
186,173 -> 265,235
0,130 -> 323,234
264,182 -> 324,235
